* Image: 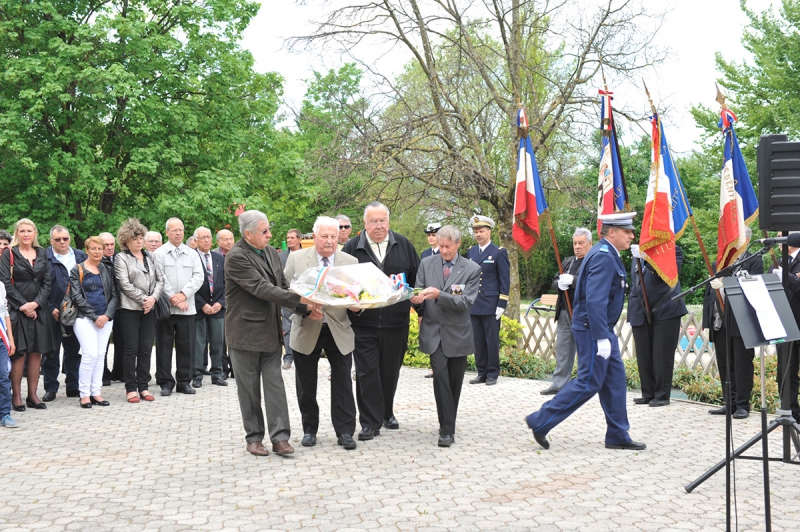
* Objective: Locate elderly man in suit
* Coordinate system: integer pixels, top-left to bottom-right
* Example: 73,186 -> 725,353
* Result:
526,213 -> 646,451
467,215 -> 510,386
192,226 -> 227,388
225,210 -> 318,457
284,216 -> 359,450
412,225 -> 481,448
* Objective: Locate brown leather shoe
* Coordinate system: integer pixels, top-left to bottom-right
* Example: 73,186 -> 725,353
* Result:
246,442 -> 270,456
272,440 -> 294,455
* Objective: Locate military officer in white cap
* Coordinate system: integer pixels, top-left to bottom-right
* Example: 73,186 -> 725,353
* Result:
467,215 -> 510,386
421,223 -> 442,260
525,212 -> 646,451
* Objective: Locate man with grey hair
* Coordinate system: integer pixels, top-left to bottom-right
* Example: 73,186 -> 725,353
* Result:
541,228 -> 592,395
336,214 -> 353,249
154,217 -> 204,396
412,225 -> 481,447
42,225 -> 87,402
284,216 -> 359,450
343,201 -> 419,439
192,226 -> 226,388
225,210 -> 319,456
145,231 -> 163,253
213,229 -> 235,256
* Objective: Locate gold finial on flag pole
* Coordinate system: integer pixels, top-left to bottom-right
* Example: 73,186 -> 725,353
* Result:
715,83 -> 728,110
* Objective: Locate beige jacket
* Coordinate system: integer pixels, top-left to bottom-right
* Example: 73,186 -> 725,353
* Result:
114,251 -> 165,311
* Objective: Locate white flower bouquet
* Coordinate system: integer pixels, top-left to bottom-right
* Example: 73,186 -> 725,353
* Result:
289,262 -> 413,309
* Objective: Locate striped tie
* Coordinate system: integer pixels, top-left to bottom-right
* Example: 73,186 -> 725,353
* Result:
205,253 -> 214,294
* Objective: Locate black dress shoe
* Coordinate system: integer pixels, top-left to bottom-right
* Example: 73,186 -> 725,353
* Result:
540,386 -> 559,396
42,391 -> 57,402
648,399 -> 670,407
733,408 -> 750,419
708,405 -> 727,415
425,372 -> 433,378
176,386 -> 196,395
469,376 -> 486,384
438,435 -> 454,447
12,403 -> 26,412
383,416 -> 400,430
160,387 -> 172,397
358,427 -> 381,441
25,398 -> 46,410
90,397 -> 110,406
605,441 -> 647,450
301,434 -> 317,447
532,430 -> 550,450
485,377 -> 497,386
66,389 -> 80,398
102,380 -> 111,387
191,378 -> 203,388
80,400 -> 92,409
338,433 -> 357,450
633,397 -> 652,405
211,377 -> 228,386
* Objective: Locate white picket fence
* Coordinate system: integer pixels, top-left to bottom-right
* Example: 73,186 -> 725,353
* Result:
521,311 -> 726,377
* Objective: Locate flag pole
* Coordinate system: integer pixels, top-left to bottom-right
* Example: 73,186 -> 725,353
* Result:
602,69 -> 632,213
715,84 -> 778,269
643,79 -> 725,311
545,211 -> 572,318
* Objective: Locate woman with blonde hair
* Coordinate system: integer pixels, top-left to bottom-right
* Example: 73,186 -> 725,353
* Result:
114,219 -> 164,403
68,237 -> 119,408
0,219 -> 53,411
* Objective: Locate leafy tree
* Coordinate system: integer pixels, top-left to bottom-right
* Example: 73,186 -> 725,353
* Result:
0,0 -> 301,242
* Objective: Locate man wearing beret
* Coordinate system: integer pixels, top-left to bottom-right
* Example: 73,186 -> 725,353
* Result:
525,213 -> 646,451
467,215 -> 510,386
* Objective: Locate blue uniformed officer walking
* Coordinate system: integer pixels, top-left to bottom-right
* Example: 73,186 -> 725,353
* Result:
525,213 -> 646,451
467,215 -> 510,386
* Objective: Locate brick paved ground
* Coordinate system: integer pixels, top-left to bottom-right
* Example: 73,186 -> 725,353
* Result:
2,357 -> 798,531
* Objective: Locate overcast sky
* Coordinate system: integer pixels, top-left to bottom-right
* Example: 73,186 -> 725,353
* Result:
240,0 -> 775,154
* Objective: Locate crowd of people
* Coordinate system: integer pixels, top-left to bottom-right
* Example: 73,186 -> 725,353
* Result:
0,202 -> 512,454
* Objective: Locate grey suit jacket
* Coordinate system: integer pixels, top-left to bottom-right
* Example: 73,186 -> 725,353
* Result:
284,248 -> 358,355
224,240 -> 303,353
415,254 -> 481,357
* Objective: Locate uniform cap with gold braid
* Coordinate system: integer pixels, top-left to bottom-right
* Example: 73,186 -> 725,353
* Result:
471,215 -> 495,229
598,212 -> 637,231
424,222 -> 442,234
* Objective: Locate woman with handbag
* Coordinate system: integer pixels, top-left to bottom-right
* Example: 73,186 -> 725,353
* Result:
114,219 -> 164,403
67,237 -> 119,408
0,219 -> 53,411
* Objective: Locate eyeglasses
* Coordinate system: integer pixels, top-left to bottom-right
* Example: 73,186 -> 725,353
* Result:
52,237 -> 70,242
339,225 -> 351,230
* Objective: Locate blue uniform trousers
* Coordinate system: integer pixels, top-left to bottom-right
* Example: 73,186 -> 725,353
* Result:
526,327 -> 632,445
471,314 -> 500,380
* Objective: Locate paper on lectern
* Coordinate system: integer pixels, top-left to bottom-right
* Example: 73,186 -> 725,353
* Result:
738,276 -> 787,340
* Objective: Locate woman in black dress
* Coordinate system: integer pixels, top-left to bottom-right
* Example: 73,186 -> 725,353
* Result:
0,219 -> 54,411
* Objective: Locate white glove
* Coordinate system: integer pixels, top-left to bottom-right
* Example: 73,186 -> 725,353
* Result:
710,278 -> 724,290
630,244 -> 642,259
495,307 -> 504,320
557,273 -> 574,290
596,339 -> 611,359
773,267 -> 783,278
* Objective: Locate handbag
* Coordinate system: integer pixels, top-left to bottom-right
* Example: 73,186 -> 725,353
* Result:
60,264 -> 84,327
153,293 -> 171,322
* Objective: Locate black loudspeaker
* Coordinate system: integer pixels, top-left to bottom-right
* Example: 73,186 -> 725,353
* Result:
758,134 -> 800,231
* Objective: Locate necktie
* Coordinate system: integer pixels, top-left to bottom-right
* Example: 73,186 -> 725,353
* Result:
322,256 -> 330,268
443,261 -> 451,281
205,253 -> 214,294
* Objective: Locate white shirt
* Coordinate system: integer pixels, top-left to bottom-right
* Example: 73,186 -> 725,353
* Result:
366,233 -> 389,262
0,283 -> 8,320
54,247 -> 77,272
317,252 -> 334,268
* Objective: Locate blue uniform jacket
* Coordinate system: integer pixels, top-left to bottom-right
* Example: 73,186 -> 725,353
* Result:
467,242 -> 510,315
571,238 -> 627,341
420,248 -> 439,260
47,246 -> 87,312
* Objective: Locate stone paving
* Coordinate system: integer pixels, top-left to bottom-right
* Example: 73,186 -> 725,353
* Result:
2,356 -> 799,531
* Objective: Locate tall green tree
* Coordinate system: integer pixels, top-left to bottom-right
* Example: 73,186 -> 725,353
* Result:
0,0 -> 297,241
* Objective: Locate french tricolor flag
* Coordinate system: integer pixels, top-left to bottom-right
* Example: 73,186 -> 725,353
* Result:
597,90 -> 627,234
513,109 -> 548,253
639,115 -> 679,287
716,109 -> 758,271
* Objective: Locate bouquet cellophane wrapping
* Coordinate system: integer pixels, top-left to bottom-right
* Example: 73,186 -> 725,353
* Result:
289,262 -> 413,309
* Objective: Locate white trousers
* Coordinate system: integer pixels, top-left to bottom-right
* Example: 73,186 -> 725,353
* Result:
74,317 -> 114,398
